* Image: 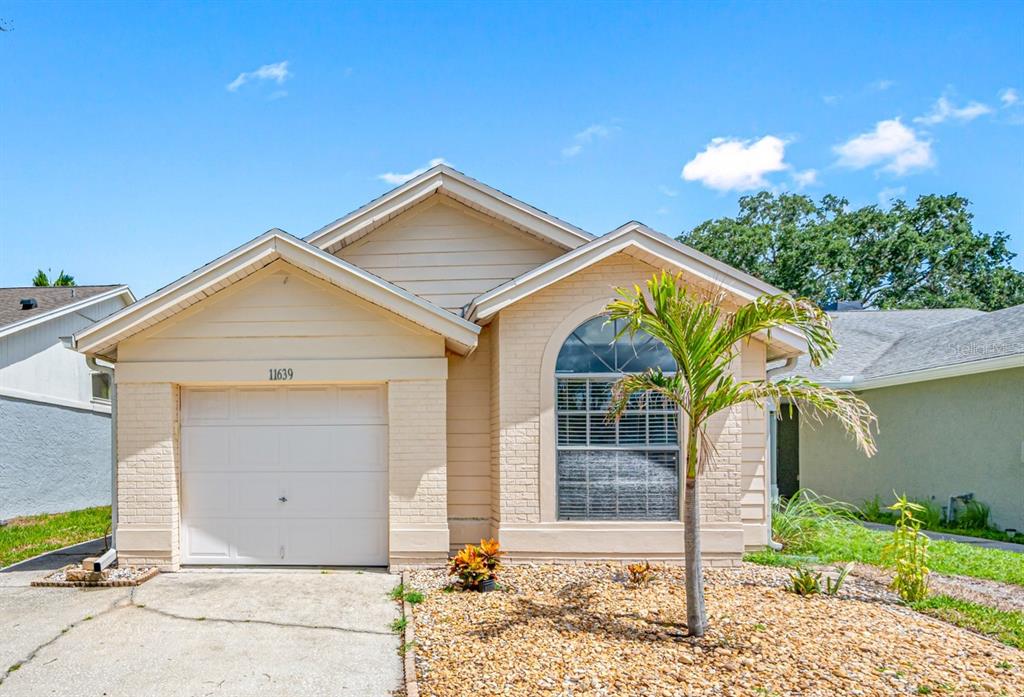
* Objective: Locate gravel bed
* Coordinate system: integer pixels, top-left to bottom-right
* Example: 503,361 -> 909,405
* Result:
408,563 -> 1022,696
32,564 -> 158,587
848,562 -> 1024,613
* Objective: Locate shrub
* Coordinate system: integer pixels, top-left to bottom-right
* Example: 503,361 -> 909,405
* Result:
884,494 -> 930,603
954,500 -> 991,531
626,561 -> 654,587
448,538 -> 505,591
910,498 -> 943,530
772,489 -> 856,551
859,495 -> 895,524
786,566 -> 822,596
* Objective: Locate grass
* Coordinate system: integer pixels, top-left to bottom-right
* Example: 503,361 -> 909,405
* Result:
0,506 -> 110,568
912,595 -> 1024,650
765,491 -> 1024,587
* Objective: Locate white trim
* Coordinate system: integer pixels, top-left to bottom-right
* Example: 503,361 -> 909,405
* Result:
72,230 -> 481,358
306,165 -> 593,252
115,357 -> 448,384
819,353 -> 1024,391
0,386 -> 112,414
466,222 -> 808,356
0,286 -> 134,340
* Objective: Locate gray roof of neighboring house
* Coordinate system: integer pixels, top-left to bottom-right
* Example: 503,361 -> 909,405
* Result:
0,286 -> 124,331
788,305 -> 1024,382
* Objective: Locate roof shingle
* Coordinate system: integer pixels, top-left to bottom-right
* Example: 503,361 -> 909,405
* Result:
0,286 -> 124,331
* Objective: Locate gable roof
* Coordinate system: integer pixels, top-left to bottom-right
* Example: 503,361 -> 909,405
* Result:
305,164 -> 593,254
787,305 -> 1024,389
465,221 -> 809,358
0,285 -> 134,340
72,230 -> 481,359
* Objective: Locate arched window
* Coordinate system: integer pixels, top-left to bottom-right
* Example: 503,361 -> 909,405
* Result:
554,316 -> 680,520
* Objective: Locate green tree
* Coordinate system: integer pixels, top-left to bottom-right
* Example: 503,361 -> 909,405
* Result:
32,269 -> 76,287
680,192 -> 1024,311
606,273 -> 877,636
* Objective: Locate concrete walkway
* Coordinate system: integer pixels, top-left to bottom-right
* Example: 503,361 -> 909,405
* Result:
858,521 -> 1024,553
0,562 -> 402,696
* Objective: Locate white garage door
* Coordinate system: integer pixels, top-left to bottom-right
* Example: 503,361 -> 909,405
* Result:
180,385 -> 387,566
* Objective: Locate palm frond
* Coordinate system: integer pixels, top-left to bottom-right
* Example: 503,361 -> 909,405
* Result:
738,377 -> 877,456
715,294 -> 838,367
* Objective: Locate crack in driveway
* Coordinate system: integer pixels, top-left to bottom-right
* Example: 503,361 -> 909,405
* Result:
127,587 -> 393,636
0,593 -> 130,688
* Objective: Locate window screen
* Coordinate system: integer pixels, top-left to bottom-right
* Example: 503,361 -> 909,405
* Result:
555,316 -> 680,521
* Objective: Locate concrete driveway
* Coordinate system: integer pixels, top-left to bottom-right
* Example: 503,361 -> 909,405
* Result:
0,562 -> 402,696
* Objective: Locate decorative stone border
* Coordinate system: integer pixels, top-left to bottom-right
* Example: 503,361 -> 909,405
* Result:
401,570 -> 420,697
31,566 -> 159,588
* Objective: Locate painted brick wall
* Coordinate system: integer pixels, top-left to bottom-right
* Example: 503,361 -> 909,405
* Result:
492,252 -> 758,541
388,380 -> 448,526
116,382 -> 180,568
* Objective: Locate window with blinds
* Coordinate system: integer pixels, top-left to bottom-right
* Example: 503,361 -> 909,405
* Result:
554,316 -> 680,521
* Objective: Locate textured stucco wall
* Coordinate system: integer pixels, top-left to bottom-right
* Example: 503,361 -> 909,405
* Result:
0,396 -> 111,520
799,367 -> 1024,531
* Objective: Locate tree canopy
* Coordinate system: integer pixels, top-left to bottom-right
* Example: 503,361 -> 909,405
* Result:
32,269 -> 76,287
679,192 -> 1024,311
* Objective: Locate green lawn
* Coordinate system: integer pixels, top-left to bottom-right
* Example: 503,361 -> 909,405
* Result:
0,506 -> 111,568
912,595 -> 1024,650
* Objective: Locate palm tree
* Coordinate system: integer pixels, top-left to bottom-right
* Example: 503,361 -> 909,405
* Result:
606,272 -> 877,637
32,269 -> 76,287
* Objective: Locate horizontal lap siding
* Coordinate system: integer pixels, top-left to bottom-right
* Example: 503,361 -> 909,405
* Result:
447,326 -> 492,546
118,262 -> 444,362
336,198 -> 564,313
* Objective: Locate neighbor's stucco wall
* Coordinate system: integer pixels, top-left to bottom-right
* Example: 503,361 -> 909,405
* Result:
799,367 -> 1024,531
0,396 -> 111,520
489,252 -> 765,564
335,197 -> 565,312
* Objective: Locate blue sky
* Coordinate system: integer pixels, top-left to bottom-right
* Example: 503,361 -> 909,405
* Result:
3,1 -> 1023,296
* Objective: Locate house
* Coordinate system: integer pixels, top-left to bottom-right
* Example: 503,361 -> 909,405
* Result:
774,305 -> 1024,531
0,285 -> 135,520
70,166 -> 807,570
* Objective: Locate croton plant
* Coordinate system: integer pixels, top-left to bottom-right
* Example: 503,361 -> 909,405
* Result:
448,538 -> 505,591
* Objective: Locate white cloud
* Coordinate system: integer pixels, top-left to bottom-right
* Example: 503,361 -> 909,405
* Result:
877,186 -> 906,207
1000,88 -> 1020,107
833,119 -> 934,175
792,169 -> 819,189
822,95 -> 840,106
561,123 -> 616,158
870,79 -> 896,91
227,61 -> 292,92
681,135 -> 789,191
914,96 -> 992,125
376,157 -> 450,185
658,185 -> 678,198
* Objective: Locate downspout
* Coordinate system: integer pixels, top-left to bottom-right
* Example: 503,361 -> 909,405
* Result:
86,355 -> 117,552
764,356 -> 798,551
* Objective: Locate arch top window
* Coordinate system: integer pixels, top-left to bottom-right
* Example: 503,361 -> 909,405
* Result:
556,316 -> 676,375
554,315 -> 680,521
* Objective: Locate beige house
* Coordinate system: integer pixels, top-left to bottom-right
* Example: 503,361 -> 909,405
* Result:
72,166 -> 805,570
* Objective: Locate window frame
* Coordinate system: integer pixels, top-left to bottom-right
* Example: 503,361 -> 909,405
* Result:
553,316 -> 682,522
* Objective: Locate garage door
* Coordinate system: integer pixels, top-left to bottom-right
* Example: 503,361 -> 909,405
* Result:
180,385 -> 388,566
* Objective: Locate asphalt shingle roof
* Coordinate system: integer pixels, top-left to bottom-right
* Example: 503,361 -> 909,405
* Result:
789,305 -> 1024,382
0,286 -> 123,331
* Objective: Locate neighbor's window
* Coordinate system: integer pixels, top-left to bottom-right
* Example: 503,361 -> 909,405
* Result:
555,315 -> 680,520
91,372 -> 111,401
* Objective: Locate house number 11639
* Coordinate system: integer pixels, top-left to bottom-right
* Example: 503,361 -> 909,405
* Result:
268,368 -> 294,381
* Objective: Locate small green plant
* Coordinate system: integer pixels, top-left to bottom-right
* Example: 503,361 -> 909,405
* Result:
995,660 -> 1012,670
884,493 -> 930,603
786,566 -> 822,596
402,589 -> 425,605
389,583 -> 406,601
626,561 -> 655,587
824,562 -> 854,596
860,495 -> 895,524
771,489 -> 857,551
917,685 -> 933,695
390,583 -> 425,604
910,498 -> 943,530
390,616 -> 408,633
398,640 -> 416,656
955,500 -> 991,531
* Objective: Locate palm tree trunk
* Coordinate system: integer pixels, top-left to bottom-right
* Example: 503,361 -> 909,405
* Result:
683,429 -> 706,637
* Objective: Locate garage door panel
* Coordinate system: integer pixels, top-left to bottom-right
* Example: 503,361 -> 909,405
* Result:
284,472 -> 387,517
181,385 -> 388,566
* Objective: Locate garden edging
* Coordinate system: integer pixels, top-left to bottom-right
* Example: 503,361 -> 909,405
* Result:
401,570 -> 420,697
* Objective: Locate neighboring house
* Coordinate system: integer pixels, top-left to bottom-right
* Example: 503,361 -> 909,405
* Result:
774,305 -> 1024,531
0,285 -> 135,520
70,165 -> 807,571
